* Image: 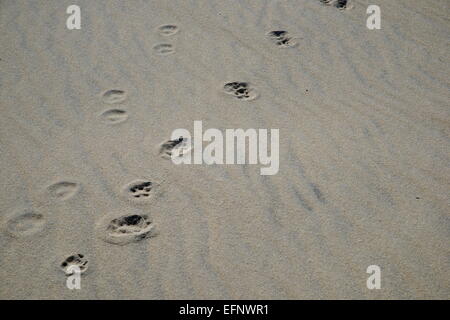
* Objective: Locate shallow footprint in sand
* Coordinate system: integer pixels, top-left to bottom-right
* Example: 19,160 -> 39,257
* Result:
158,136 -> 192,160
99,109 -> 128,124
157,24 -> 179,36
5,210 -> 46,237
102,89 -> 127,104
223,82 -> 259,101
60,254 -> 88,275
98,213 -> 156,245
153,43 -> 175,55
47,181 -> 80,200
267,30 -> 298,48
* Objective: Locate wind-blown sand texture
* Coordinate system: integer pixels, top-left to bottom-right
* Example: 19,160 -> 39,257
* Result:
0,0 -> 449,299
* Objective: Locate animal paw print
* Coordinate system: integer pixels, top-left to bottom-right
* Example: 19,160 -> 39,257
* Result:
153,43 -> 175,56
5,210 -> 46,237
102,89 -> 127,104
99,108 -> 128,124
267,30 -> 298,48
223,82 -> 259,101
319,0 -> 351,10
129,181 -> 153,198
159,137 -> 192,160
157,24 -> 179,36
60,254 -> 88,275
121,179 -> 160,203
335,0 -> 350,9
99,214 -> 156,245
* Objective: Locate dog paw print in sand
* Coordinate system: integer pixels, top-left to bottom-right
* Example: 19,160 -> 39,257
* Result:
157,24 -> 179,36
158,137 -> 192,160
153,43 -> 175,56
121,179 -> 161,203
97,213 -> 156,245
335,0 -> 351,9
47,181 -> 80,200
223,82 -> 259,101
4,210 -> 46,238
319,0 -> 352,10
60,254 -> 88,275
267,31 -> 298,48
99,109 -> 128,124
128,181 -> 153,198
102,89 -> 127,104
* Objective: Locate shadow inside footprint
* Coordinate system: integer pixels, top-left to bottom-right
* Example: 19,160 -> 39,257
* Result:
61,254 -> 88,275
102,89 -> 127,104
223,82 -> 259,101
157,24 -> 179,36
121,179 -> 161,203
335,0 -> 349,9
99,109 -> 128,124
99,214 -> 156,245
153,43 -> 175,55
129,181 -> 152,198
47,181 -> 80,200
159,137 -> 191,160
5,210 -> 46,237
267,30 -> 298,48
319,0 -> 351,9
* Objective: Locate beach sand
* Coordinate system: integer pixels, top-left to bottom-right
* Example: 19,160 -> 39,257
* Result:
0,0 -> 449,299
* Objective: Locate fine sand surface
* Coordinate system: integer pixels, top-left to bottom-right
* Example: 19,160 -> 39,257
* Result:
0,0 -> 449,299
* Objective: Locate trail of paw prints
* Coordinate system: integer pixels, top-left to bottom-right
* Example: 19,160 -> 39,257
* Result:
319,0 -> 352,10
158,136 -> 192,160
61,254 -> 88,275
267,31 -> 298,48
4,209 -> 46,238
157,24 -> 179,36
102,89 -> 127,104
99,108 -> 128,124
97,213 -> 157,245
153,43 -> 175,56
223,82 -> 259,101
47,181 -> 80,200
